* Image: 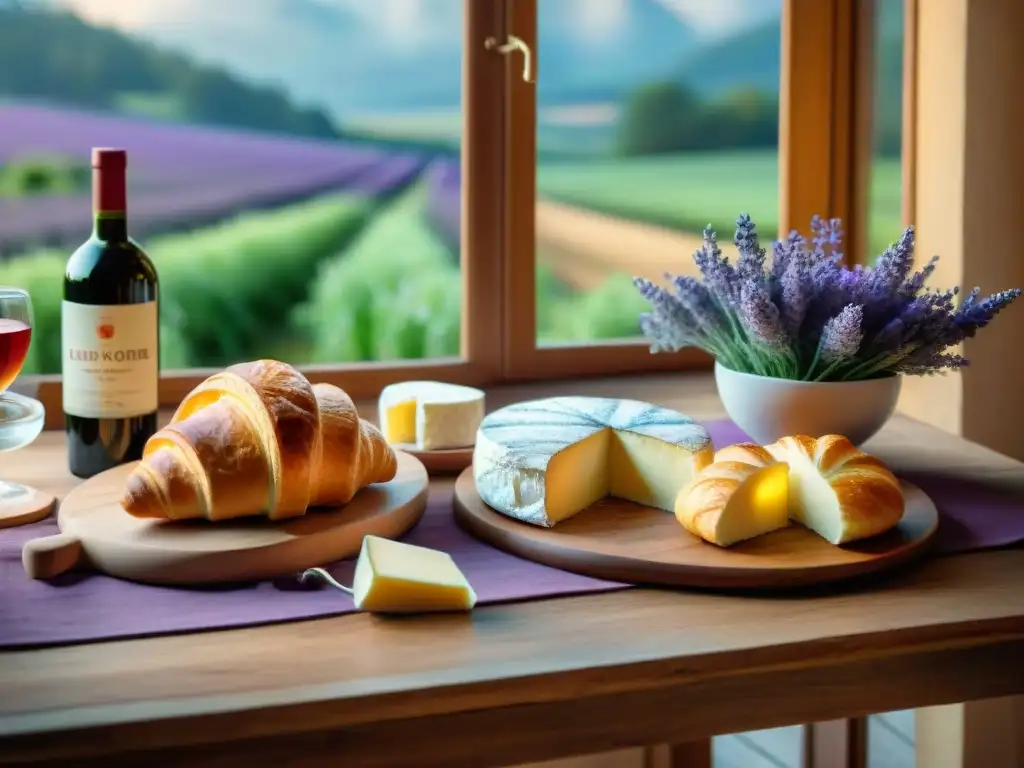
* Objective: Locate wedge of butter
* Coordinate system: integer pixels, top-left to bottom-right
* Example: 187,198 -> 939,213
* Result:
352,535 -> 477,614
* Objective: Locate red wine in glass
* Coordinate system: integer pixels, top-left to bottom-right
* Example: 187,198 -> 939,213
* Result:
0,317 -> 31,392
0,286 -> 54,528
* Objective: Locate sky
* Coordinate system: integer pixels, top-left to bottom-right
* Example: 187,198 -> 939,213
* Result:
58,0 -> 780,43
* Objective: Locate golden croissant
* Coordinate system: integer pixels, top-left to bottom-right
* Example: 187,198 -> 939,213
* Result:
121,360 -> 397,521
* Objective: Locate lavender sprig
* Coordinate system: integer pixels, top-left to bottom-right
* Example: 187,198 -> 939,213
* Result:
734,213 -> 767,285
691,227 -> 740,306
633,214 -> 1021,382
809,304 -> 863,381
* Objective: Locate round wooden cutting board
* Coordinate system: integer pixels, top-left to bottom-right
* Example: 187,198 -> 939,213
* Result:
390,443 -> 473,474
452,470 -> 940,591
22,451 -> 429,585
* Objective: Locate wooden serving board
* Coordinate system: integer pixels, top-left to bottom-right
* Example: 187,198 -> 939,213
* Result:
452,469 -> 940,591
22,451 -> 429,586
390,443 -> 473,475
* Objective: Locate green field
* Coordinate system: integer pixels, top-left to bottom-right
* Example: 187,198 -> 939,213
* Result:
1,149 -> 904,374
1,183 -> 643,375
538,149 -> 905,260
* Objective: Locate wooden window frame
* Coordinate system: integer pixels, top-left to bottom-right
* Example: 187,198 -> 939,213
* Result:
24,0 -> 867,428
502,0 -> 863,380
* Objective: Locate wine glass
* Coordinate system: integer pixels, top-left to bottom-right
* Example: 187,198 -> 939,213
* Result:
0,286 -> 54,527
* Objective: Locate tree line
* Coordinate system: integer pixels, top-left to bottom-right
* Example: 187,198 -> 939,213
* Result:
0,5 -> 338,140
615,76 -> 901,159
615,82 -> 778,156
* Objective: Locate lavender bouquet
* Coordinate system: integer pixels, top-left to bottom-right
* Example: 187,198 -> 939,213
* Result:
634,214 -> 1021,382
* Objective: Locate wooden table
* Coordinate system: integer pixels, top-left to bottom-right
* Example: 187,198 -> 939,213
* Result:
2,373 -> 1023,768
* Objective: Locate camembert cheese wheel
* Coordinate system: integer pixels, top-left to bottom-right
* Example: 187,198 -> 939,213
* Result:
472,396 -> 713,527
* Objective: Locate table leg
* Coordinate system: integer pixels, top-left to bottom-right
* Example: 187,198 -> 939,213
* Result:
644,741 -> 712,768
916,697 -> 1024,768
802,718 -> 868,768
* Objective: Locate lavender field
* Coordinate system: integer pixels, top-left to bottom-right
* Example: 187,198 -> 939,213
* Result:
423,158 -> 460,253
0,104 -> 430,254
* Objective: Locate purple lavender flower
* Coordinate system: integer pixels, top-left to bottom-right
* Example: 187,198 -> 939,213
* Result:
691,227 -> 740,305
768,229 -> 806,305
800,259 -> 848,335
668,273 -> 724,330
811,215 -> 844,259
866,226 -> 916,295
633,277 -> 698,352
633,211 -> 1021,382
896,295 -> 932,333
819,304 -> 864,363
912,288 -> 961,348
779,257 -> 809,338
868,317 -> 906,353
952,288 -> 1022,339
959,286 -> 981,310
734,213 -> 766,283
896,349 -> 969,375
899,254 -> 940,299
739,283 -> 787,348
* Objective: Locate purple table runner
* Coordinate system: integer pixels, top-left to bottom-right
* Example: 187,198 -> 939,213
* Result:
2,420 -> 1023,649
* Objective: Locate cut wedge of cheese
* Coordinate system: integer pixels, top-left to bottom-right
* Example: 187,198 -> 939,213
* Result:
378,381 -> 485,450
473,396 -> 713,527
352,535 -> 477,614
674,460 -> 790,546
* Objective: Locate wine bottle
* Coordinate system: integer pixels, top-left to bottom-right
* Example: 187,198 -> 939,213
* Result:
62,148 -> 159,479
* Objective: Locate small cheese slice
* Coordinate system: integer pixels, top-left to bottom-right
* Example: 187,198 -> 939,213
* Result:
473,396 -> 713,527
378,381 -> 485,450
352,535 -> 477,614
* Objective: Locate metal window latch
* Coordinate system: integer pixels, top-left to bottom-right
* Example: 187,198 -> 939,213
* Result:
485,35 -> 534,83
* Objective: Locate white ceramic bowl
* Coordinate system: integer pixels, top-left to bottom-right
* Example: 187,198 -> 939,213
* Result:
714,361 -> 901,446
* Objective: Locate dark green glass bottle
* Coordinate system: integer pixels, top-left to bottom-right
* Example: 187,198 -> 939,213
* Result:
62,148 -> 159,478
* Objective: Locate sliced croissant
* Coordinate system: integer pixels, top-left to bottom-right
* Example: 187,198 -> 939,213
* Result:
676,435 -> 904,547
763,435 -> 905,545
674,459 -> 790,546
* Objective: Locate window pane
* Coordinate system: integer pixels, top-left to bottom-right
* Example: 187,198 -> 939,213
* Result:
535,0 -> 782,345
0,1 -> 463,375
868,710 -> 916,768
866,0 -> 905,263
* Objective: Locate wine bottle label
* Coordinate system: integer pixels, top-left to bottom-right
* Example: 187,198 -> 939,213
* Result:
61,300 -> 159,418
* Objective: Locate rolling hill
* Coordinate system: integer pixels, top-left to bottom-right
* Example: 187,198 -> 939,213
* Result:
0,3 -> 339,139
677,19 -> 780,96
675,0 -> 903,153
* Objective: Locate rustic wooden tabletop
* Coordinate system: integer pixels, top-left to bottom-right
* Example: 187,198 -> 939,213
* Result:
2,373 -> 1022,768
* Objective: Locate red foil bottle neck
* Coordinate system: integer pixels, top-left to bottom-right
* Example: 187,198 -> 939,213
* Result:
92,148 -> 127,215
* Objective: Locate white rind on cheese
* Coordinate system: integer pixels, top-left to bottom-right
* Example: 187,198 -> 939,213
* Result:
378,380 -> 485,450
473,396 -> 713,527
